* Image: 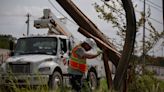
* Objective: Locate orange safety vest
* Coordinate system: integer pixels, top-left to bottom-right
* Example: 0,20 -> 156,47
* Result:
69,45 -> 87,73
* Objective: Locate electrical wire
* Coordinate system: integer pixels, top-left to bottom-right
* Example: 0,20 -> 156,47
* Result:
48,0 -> 65,18
102,0 -> 163,26
47,0 -> 78,26
47,0 -> 163,35
135,10 -> 163,25
103,1 -> 163,33
0,14 -> 26,17
146,0 -> 162,9
139,0 -> 162,12
149,17 -> 163,25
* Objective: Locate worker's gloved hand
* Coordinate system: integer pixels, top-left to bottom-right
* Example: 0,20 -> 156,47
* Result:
97,50 -> 103,55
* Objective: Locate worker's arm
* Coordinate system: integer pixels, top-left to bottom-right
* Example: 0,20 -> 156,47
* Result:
76,47 -> 102,59
82,52 -> 101,59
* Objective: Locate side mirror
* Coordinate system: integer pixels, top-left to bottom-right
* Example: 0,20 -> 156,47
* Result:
10,51 -> 14,56
9,41 -> 14,51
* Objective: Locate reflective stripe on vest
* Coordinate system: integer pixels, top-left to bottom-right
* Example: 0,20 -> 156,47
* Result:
69,45 -> 87,73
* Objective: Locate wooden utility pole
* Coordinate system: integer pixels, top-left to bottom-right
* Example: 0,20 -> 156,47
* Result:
56,0 -> 136,91
78,27 -> 113,89
102,51 -> 113,89
56,0 -> 121,88
142,0 -> 146,64
162,0 -> 164,36
56,0 -> 120,67
26,13 -> 31,36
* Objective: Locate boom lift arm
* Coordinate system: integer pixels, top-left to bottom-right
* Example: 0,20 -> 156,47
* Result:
34,9 -> 71,37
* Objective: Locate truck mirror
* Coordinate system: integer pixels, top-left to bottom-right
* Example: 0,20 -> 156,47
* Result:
9,51 -> 14,56
9,41 -> 14,51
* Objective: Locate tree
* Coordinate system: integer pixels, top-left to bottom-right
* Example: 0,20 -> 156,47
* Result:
93,0 -> 163,55
0,35 -> 16,50
93,0 -> 163,91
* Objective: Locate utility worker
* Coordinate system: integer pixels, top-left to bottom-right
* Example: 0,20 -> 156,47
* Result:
68,38 -> 102,92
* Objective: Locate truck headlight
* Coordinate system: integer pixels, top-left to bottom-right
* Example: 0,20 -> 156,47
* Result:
39,67 -> 50,72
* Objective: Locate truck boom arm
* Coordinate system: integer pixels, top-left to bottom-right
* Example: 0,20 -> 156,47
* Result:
34,9 -> 71,37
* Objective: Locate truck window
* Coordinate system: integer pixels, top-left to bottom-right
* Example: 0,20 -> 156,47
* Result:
14,37 -> 57,55
60,38 -> 67,53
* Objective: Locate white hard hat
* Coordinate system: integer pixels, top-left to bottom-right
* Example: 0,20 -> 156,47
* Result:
84,38 -> 96,47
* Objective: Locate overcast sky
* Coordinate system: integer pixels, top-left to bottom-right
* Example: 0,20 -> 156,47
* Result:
0,0 -> 163,56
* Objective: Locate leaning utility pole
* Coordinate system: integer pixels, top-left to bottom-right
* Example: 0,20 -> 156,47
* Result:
56,0 -> 120,89
56,0 -> 136,91
56,0 -> 121,67
142,0 -> 146,64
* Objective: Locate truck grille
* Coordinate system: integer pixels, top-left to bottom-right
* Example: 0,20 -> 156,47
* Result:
9,63 -> 31,74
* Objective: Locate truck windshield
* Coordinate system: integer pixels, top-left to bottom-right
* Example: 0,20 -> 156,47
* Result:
14,37 -> 57,55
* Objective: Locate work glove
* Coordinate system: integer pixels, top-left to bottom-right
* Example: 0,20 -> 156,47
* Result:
97,50 -> 103,55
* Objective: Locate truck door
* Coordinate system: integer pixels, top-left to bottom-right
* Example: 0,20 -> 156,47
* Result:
59,38 -> 69,74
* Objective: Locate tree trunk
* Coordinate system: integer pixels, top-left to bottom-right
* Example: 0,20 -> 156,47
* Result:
56,0 -> 136,91
113,0 -> 136,91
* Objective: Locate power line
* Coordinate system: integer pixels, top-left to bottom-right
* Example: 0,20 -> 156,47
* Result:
102,1 -> 163,26
139,0 -> 162,12
0,14 -> 26,17
47,0 -> 77,25
47,0 -> 163,33
146,0 -> 162,9
149,17 -> 163,25
135,10 -> 163,25
48,0 -> 65,18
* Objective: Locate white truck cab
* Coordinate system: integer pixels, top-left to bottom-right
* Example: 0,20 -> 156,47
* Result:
0,34 -> 106,89
0,8 -> 108,90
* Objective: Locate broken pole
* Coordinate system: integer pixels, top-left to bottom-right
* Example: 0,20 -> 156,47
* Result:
102,50 -> 113,89
78,27 -> 113,88
56,0 -> 120,67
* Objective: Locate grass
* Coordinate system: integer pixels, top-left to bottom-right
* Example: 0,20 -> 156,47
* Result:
0,77 -> 108,92
0,75 -> 164,92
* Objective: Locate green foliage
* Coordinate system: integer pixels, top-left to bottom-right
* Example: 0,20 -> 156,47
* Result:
127,57 -> 164,92
95,79 -> 109,92
0,76 -> 109,92
145,55 -> 164,67
0,35 -> 16,49
1,76 -> 163,92
128,69 -> 164,92
93,0 -> 163,55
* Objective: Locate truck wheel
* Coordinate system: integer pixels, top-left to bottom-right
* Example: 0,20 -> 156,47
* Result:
49,71 -> 63,90
88,71 -> 98,90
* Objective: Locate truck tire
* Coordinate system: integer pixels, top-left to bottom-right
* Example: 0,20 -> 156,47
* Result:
88,71 -> 98,90
49,71 -> 63,90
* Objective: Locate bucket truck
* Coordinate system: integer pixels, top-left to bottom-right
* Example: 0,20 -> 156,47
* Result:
0,9 -> 108,90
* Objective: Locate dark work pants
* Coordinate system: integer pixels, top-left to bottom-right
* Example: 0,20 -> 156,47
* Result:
70,74 -> 83,92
